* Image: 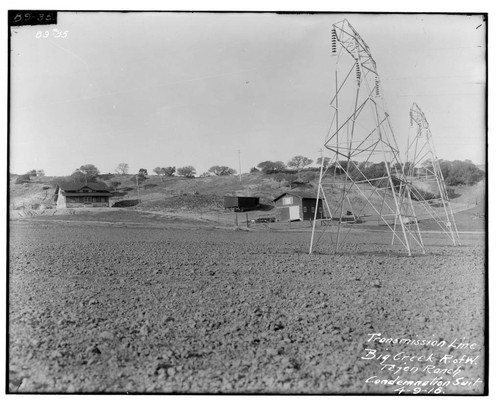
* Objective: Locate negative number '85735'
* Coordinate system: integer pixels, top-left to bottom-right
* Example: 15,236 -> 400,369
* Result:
35,29 -> 69,39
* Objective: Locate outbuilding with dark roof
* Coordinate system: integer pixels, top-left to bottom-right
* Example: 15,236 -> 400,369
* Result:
223,196 -> 260,212
273,192 -> 325,222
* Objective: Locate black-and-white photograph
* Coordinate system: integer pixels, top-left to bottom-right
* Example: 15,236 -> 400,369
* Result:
8,8 -> 487,395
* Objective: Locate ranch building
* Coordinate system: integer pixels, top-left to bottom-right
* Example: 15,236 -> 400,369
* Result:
223,196 -> 260,212
54,182 -> 112,208
273,192 -> 325,222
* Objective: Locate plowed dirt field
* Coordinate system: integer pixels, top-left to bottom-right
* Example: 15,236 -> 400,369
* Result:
9,220 -> 486,394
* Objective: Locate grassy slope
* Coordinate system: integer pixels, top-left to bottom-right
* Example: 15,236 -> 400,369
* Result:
9,173 -> 300,224
9,179 -> 56,210
9,173 -> 281,207
9,174 -> 486,231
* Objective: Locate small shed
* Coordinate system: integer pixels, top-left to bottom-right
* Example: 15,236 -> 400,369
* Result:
54,182 -> 112,208
273,192 -> 325,222
224,196 -> 260,212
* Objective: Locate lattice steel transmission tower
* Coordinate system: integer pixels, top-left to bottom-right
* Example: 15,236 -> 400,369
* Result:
405,102 -> 460,246
309,19 -> 425,256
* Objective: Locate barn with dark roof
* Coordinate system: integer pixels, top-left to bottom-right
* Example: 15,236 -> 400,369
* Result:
54,182 -> 112,208
273,192 -> 325,222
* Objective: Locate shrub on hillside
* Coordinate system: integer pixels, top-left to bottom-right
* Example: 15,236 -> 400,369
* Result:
112,199 -> 140,208
48,176 -> 70,186
15,174 -> 30,184
300,171 -> 317,183
447,188 -> 458,199
359,162 -> 387,180
129,175 -> 148,184
98,173 -> 115,180
410,187 -> 438,201
111,191 -> 129,197
272,172 -> 297,183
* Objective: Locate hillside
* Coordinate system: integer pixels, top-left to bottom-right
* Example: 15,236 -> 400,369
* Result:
111,173 -> 288,206
9,173 -> 304,220
9,173 -> 486,231
9,179 -> 56,211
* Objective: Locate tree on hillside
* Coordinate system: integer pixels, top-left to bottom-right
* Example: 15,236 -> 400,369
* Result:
80,164 -> 100,176
288,155 -> 313,179
71,170 -> 86,183
72,164 -> 100,183
25,169 -> 46,177
161,167 -> 176,177
362,162 -> 387,180
134,174 -> 147,185
334,160 -> 359,175
438,159 -> 484,186
178,165 -> 196,178
208,165 -> 237,176
288,155 -> 313,171
257,160 -> 286,174
153,166 -> 175,181
316,156 -> 332,171
115,163 -> 129,175
138,168 -> 148,177
357,161 -> 374,171
250,167 -> 259,173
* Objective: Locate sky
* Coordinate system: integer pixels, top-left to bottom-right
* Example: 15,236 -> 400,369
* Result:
9,12 -> 486,177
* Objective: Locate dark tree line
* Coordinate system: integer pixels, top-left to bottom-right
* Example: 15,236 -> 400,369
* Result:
437,159 -> 484,186
314,157 -> 484,186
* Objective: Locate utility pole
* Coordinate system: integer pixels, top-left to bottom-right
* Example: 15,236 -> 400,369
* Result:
78,168 -> 99,185
238,149 -> 242,182
136,174 -> 141,204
